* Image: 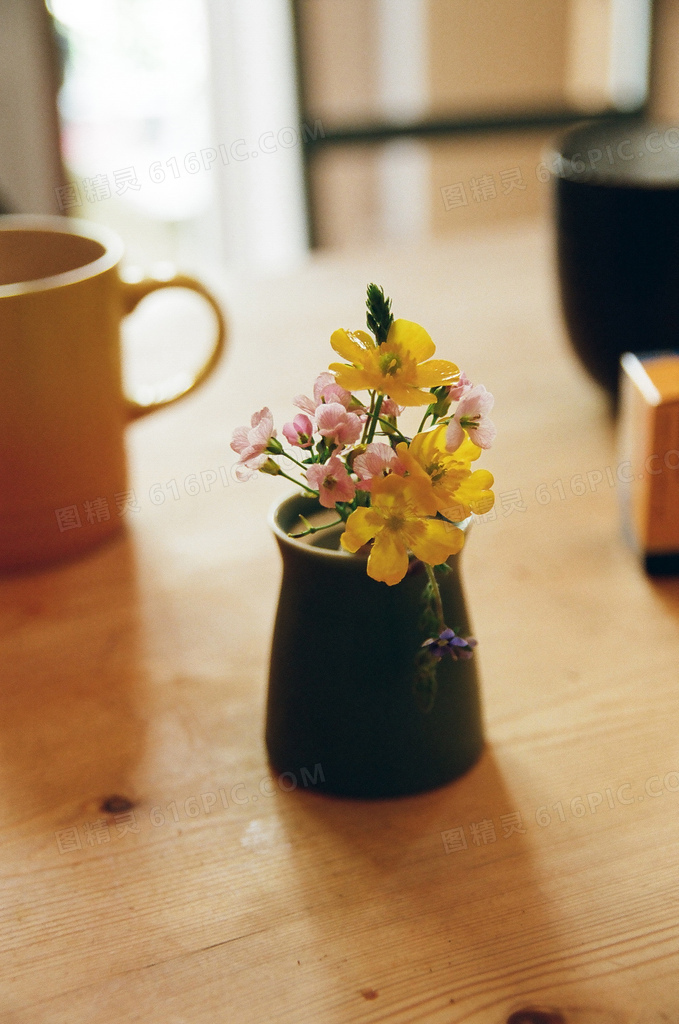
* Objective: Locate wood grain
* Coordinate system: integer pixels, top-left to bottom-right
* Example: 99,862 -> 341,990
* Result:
1,222 -> 679,1023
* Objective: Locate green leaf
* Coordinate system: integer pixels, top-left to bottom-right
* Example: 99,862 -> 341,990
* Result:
366,283 -> 394,344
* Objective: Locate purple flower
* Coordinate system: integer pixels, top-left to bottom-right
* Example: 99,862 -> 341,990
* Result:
421,628 -> 478,660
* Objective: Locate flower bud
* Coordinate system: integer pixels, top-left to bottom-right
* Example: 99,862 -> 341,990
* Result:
431,386 -> 452,418
260,458 -> 281,476
380,415 -> 399,436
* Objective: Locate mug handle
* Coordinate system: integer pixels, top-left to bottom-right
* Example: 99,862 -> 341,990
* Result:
121,273 -> 227,421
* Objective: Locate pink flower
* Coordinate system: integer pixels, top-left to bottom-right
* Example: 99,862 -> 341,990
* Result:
445,384 -> 496,451
231,406 -> 277,480
448,371 -> 473,402
294,372 -> 353,416
306,455 -> 356,508
282,413 -> 314,449
353,442 -> 405,491
315,402 -> 362,448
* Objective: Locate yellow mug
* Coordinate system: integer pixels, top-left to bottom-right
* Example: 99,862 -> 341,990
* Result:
0,215 -> 227,570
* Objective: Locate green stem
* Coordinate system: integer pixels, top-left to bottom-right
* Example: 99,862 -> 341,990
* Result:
361,391 -> 376,443
417,405 -> 434,433
280,449 -> 312,472
424,563 -> 445,632
366,394 -> 384,444
277,468 -> 317,495
292,516 -> 343,538
376,417 -> 409,443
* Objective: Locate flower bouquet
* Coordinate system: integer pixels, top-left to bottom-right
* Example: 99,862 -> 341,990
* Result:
233,285 -> 495,795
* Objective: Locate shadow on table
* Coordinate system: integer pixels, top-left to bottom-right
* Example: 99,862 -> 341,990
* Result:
273,745 -> 573,1017
0,533 -> 148,827
279,742 -> 518,865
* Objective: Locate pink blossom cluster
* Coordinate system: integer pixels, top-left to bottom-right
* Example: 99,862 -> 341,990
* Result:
286,372 -> 362,451
230,370 -> 495,507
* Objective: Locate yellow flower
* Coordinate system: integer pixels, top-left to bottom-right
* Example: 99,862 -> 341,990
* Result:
396,426 -> 495,520
340,473 -> 464,586
329,319 -> 459,407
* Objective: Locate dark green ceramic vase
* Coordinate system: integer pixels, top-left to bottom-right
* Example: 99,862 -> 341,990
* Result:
265,493 -> 484,799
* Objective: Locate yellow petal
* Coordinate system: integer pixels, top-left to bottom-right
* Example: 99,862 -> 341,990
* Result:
393,445 -> 439,511
382,383 -> 433,406
394,440 -> 419,473
407,432 -> 425,463
450,436 -> 482,463
388,319 -> 435,362
328,363 -> 371,391
414,359 -> 460,388
466,468 -> 494,492
409,425 -> 444,463
330,328 -> 367,363
368,471 -> 436,517
353,330 -> 376,349
369,472 -> 409,511
340,507 -> 380,552
433,468 -> 473,517
406,518 -> 465,565
367,529 -> 409,586
455,471 -> 495,511
404,478 -> 439,516
411,427 -> 480,472
438,470 -> 494,520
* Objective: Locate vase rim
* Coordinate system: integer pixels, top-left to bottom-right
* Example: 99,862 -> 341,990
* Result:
269,490 -> 471,560
268,491 -> 362,561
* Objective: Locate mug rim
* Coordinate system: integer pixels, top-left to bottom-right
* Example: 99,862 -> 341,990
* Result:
546,117 -> 679,188
0,214 -> 124,298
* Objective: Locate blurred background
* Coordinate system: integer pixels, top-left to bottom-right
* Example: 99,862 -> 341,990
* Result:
1,0 -> 678,273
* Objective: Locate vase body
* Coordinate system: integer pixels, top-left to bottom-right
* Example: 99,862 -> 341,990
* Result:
265,494 -> 484,799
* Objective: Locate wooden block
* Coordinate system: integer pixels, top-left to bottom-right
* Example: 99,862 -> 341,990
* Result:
618,350 -> 679,572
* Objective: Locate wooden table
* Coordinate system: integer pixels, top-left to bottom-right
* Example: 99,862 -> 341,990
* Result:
2,222 -> 679,1023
